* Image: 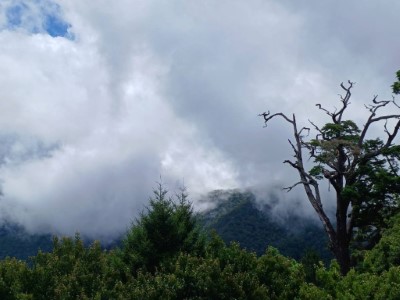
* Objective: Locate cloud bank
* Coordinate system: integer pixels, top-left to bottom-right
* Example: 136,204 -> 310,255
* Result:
0,0 -> 399,239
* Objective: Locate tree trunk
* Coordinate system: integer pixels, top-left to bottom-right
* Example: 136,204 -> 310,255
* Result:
334,240 -> 351,275
333,197 -> 350,275
334,148 -> 351,275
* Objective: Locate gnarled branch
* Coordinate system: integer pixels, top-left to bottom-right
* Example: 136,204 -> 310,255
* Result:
259,111 -> 294,126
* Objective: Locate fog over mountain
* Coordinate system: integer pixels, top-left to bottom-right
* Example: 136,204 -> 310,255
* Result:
0,0 -> 398,239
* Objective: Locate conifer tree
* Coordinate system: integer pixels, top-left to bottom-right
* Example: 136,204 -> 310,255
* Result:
121,183 -> 205,274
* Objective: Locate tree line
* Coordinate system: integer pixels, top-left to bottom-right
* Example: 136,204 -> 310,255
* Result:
1,183 -> 400,299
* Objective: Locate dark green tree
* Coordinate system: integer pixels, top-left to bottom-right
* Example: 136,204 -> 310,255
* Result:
27,234 -> 108,299
121,183 -> 206,274
0,258 -> 29,299
301,249 -> 322,283
260,74 -> 400,275
363,213 -> 400,273
392,70 -> 400,94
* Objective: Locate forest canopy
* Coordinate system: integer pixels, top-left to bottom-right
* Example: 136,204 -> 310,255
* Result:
1,182 -> 400,299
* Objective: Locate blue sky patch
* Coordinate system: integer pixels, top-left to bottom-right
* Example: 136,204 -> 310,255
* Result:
6,3 -> 28,28
43,12 -> 71,38
4,1 -> 73,39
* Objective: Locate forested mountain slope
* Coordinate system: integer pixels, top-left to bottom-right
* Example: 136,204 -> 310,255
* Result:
0,189 -> 331,262
199,190 -> 332,261
0,223 -> 52,260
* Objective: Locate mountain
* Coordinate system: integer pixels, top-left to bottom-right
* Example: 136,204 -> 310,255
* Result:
0,223 -> 52,260
0,189 -> 332,262
199,189 -> 332,262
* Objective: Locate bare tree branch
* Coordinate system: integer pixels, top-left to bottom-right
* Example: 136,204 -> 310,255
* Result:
358,95 -> 400,149
309,120 -> 325,139
299,127 -> 310,138
316,103 -> 334,118
283,159 -> 299,170
259,111 -> 294,126
283,181 -> 306,192
334,81 -> 354,123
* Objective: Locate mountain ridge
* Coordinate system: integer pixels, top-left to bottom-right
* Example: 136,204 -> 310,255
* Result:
0,189 -> 332,262
199,189 -> 332,261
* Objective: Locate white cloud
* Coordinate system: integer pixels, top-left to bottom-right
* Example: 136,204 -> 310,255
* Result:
0,0 -> 398,238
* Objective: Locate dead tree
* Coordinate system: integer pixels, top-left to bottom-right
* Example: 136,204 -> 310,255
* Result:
260,81 -> 400,275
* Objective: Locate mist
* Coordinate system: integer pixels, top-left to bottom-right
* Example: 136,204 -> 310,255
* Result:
0,0 -> 398,240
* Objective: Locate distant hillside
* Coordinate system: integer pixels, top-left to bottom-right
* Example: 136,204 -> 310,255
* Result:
0,223 -> 124,260
0,223 -> 52,260
199,190 -> 332,262
0,189 -> 332,262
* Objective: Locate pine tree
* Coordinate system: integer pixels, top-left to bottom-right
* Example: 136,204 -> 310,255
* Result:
121,183 -> 205,274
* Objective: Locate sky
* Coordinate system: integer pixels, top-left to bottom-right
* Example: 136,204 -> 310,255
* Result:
0,0 -> 399,240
